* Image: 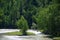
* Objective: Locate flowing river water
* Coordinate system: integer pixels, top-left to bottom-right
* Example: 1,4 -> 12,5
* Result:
0,29 -> 53,40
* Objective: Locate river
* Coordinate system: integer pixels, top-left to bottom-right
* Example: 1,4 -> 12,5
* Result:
0,29 -> 53,40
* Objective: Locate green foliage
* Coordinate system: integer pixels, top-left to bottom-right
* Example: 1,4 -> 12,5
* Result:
48,4 -> 60,36
0,0 -> 60,36
16,16 -> 29,35
0,0 -> 21,28
35,7 -> 50,30
35,0 -> 60,36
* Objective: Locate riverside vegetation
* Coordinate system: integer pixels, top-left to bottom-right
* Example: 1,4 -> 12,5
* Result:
0,0 -> 60,38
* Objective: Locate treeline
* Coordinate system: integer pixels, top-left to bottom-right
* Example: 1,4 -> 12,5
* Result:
0,0 -> 60,36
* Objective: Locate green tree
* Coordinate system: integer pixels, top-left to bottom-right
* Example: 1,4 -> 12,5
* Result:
35,7 -> 50,30
35,0 -> 60,36
16,16 -> 29,35
48,1 -> 60,36
0,0 -> 21,28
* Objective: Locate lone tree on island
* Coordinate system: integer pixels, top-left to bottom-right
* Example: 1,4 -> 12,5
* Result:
16,16 -> 29,35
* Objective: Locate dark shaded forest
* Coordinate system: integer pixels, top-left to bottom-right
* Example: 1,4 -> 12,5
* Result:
0,0 -> 60,36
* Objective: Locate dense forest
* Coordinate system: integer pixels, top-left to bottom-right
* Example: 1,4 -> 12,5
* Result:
0,0 -> 60,36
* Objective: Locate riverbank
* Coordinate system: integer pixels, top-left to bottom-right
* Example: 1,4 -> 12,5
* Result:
4,31 -> 35,36
53,37 -> 60,40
